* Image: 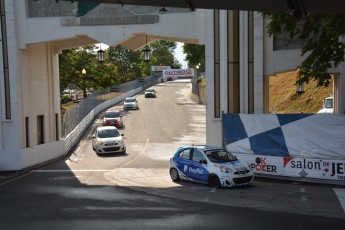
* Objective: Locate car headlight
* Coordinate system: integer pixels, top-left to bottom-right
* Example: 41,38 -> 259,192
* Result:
97,140 -> 104,145
220,166 -> 233,173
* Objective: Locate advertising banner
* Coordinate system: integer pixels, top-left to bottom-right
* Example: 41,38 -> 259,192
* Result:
236,154 -> 345,181
163,68 -> 194,78
151,66 -> 171,72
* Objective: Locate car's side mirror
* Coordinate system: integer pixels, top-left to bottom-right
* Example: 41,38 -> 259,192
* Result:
92,134 -> 96,138
121,134 -> 124,136
199,159 -> 207,164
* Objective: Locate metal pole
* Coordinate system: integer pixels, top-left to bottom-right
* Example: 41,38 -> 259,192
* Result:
83,77 -> 87,98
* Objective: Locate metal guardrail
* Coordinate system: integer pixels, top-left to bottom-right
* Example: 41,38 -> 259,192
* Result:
62,75 -> 160,137
191,73 -> 206,105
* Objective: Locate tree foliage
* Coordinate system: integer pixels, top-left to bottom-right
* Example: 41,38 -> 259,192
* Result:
142,40 -> 181,76
59,45 -> 123,95
107,45 -> 142,83
59,41 -> 183,98
183,44 -> 205,71
262,13 -> 345,87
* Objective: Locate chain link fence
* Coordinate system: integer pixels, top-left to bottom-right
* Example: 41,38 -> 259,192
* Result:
62,74 -> 160,137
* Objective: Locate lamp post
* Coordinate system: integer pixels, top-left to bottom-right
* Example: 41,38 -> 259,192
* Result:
195,64 -> 202,104
97,48 -> 105,64
81,68 -> 87,98
195,63 -> 201,83
142,34 -> 151,63
142,46 -> 151,63
296,82 -> 304,94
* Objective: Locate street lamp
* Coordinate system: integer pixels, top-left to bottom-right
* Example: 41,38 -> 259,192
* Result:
97,49 -> 105,64
296,82 -> 304,94
195,64 -> 202,104
82,68 -> 87,98
142,34 -> 151,63
195,64 -> 201,84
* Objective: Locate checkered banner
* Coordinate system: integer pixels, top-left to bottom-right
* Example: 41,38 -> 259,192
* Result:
223,113 -> 345,159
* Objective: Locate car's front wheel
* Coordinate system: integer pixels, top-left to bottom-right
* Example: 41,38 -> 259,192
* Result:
208,174 -> 221,188
170,168 -> 180,181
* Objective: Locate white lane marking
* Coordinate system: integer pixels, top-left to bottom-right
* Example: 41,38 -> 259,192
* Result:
300,187 -> 308,201
84,206 -> 180,211
333,188 -> 345,213
33,170 -> 113,172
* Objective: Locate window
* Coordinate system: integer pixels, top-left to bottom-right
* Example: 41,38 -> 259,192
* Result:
178,149 -> 191,160
192,149 -> 206,163
37,115 -> 44,145
105,111 -> 120,118
25,117 -> 29,147
55,113 -> 59,141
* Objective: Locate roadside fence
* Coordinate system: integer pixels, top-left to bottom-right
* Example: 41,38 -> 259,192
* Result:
62,75 -> 160,138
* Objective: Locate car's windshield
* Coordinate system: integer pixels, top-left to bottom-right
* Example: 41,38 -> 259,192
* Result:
97,129 -> 120,138
125,98 -> 135,102
146,89 -> 154,92
105,111 -> 120,118
205,149 -> 237,162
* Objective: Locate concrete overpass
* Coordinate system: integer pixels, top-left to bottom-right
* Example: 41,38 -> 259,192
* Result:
1,0 -> 345,170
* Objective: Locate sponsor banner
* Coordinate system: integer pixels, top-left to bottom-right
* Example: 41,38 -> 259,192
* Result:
151,66 -> 171,72
236,154 -> 345,181
163,68 -> 194,78
223,113 -> 345,159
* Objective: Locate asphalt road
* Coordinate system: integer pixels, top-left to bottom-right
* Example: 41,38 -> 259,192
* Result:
0,80 -> 345,230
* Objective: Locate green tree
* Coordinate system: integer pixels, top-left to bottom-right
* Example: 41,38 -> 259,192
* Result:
183,44 -> 205,71
107,45 -> 142,83
262,13 -> 345,87
59,46 -> 96,95
141,40 -> 182,76
59,45 -> 118,95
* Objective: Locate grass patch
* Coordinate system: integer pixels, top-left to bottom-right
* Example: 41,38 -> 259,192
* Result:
269,70 -> 333,114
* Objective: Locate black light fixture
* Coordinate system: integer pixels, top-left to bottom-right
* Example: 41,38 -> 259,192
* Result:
97,44 -> 105,64
142,34 -> 151,63
186,0 -> 195,12
159,7 -> 167,13
296,81 -> 304,94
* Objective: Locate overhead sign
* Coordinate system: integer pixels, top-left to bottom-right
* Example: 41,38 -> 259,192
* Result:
163,68 -> 194,78
151,66 -> 171,72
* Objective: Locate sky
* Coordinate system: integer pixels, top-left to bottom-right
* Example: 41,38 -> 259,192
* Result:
175,42 -> 187,69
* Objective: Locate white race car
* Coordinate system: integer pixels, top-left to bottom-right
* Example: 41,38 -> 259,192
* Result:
169,145 -> 254,188
123,97 -> 139,110
92,126 -> 126,155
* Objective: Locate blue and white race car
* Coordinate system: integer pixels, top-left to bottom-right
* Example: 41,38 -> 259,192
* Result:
169,145 -> 254,188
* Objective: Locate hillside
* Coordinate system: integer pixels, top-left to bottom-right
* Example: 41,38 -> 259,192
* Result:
269,70 -> 333,114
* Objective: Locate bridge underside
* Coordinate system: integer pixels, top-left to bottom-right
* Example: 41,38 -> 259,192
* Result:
60,0 -> 345,14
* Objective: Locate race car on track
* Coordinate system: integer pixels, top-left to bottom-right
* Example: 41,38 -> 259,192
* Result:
103,110 -> 124,128
123,97 -> 139,110
169,145 -> 254,188
144,88 -> 156,98
92,126 -> 126,155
